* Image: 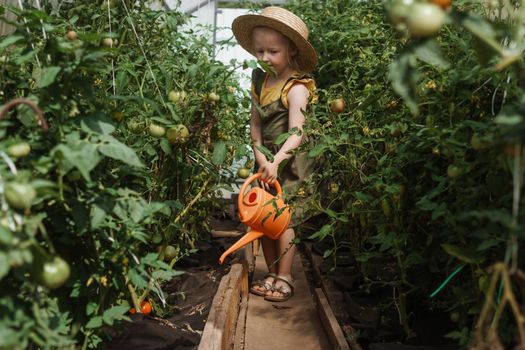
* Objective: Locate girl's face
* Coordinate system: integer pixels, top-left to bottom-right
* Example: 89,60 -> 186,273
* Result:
252,27 -> 297,78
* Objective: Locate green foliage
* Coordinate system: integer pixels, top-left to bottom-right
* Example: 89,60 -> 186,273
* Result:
0,1 -> 249,348
288,0 -> 525,346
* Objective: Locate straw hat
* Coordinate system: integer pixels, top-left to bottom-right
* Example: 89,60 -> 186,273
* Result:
232,6 -> 318,73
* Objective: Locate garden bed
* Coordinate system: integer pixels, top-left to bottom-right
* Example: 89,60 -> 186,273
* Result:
302,241 -> 459,350
102,224 -> 249,350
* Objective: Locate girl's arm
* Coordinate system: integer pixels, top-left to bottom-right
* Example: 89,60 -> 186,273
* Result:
250,96 -> 268,168
259,83 -> 310,183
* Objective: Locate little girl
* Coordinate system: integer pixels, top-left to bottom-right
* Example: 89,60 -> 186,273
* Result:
232,6 -> 318,302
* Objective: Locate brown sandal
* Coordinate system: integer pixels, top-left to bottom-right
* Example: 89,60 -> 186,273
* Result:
250,273 -> 276,296
264,275 -> 294,302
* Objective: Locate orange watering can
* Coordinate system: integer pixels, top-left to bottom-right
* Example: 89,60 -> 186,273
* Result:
219,173 -> 292,264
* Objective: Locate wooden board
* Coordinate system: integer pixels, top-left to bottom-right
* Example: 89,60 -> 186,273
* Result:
198,262 -> 247,350
303,242 -> 362,350
315,288 -> 355,350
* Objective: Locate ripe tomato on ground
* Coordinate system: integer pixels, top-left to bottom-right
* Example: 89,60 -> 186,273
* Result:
130,300 -> 153,315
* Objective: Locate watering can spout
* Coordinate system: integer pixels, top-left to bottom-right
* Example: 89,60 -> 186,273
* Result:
219,230 -> 264,265
219,173 -> 291,265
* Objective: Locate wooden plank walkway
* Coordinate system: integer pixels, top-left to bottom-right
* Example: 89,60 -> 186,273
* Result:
244,245 -> 332,350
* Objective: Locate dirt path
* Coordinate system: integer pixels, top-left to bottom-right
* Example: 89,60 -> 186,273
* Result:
244,245 -> 332,350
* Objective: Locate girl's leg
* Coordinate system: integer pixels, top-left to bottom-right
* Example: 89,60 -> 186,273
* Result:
260,236 -> 280,273
251,236 -> 279,294
268,228 -> 296,298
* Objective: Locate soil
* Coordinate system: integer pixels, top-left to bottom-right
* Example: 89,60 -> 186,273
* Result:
101,235 -> 240,350
304,239 -> 460,350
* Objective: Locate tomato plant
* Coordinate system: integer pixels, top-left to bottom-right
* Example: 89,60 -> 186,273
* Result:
288,0 -> 525,347
0,2 -> 249,348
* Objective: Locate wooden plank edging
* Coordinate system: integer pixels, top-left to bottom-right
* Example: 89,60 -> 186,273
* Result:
303,242 -> 361,350
315,288 -> 354,350
199,263 -> 245,350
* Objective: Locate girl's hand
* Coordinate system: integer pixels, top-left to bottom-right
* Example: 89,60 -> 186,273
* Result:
258,161 -> 278,188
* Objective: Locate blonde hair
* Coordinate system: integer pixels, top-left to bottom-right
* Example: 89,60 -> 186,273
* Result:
286,40 -> 302,73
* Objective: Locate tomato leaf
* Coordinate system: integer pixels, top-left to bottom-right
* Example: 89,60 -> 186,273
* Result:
0,226 -> 13,245
34,66 -> 61,88
85,316 -> 103,329
416,197 -> 437,211
355,251 -> 382,263
389,50 -> 419,116
308,144 -> 327,158
414,40 -> 450,69
243,59 -> 258,69
81,117 -> 115,135
127,269 -> 148,289
52,142 -> 101,182
454,12 -> 502,58
99,135 -> 144,168
323,248 -> 334,259
90,204 -> 106,229
0,252 -> 8,280
255,145 -> 274,162
274,132 -> 290,145
308,224 -> 332,241
495,109 -> 523,126
102,305 -> 130,326
441,243 -> 482,264
0,34 -> 24,49
476,239 -> 501,251
211,140 -> 227,166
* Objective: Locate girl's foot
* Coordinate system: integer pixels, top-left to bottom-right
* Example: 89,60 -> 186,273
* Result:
265,275 -> 294,302
250,273 -> 276,296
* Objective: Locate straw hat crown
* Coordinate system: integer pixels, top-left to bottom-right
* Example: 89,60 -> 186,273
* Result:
232,6 -> 318,73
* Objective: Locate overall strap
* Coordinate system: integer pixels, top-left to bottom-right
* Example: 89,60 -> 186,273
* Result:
251,68 -> 266,98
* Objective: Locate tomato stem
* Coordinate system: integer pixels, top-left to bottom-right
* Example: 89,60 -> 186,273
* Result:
127,282 -> 141,312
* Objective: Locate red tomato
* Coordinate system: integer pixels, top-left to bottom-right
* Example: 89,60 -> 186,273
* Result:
129,301 -> 152,315
140,301 -> 152,315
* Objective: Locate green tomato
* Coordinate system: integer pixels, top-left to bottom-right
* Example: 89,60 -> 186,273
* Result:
101,38 -> 113,47
112,111 -> 125,122
38,256 -> 71,290
4,182 -> 36,211
208,92 -> 220,102
388,0 -> 415,27
167,124 -> 189,144
168,90 -> 187,103
470,133 -> 489,150
329,182 -> 339,194
127,121 -> 143,134
381,198 -> 392,218
406,3 -> 445,38
7,142 -> 31,158
164,245 -> 178,261
237,168 -> 250,179
148,124 -> 166,138
447,165 -> 463,179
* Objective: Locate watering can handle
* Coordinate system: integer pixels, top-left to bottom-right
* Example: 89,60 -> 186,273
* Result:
237,173 -> 282,211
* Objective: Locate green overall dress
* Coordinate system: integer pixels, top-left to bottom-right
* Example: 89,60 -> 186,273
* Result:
251,68 -> 317,227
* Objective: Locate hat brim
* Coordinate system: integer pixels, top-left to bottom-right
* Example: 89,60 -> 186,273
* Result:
232,14 -> 318,73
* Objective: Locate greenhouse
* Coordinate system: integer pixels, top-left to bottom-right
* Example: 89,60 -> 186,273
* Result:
0,0 -> 523,349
